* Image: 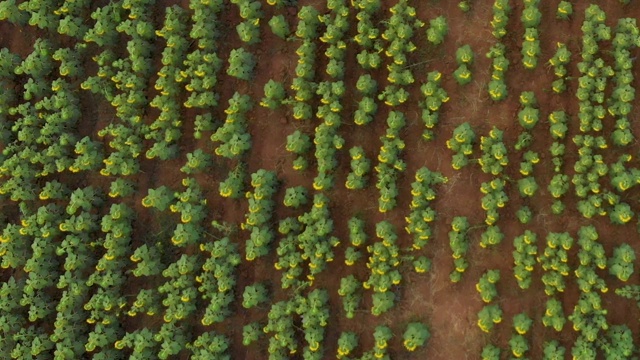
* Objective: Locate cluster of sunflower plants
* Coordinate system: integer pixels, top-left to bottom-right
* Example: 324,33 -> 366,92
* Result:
2,41 -> 81,185
285,130 -> 311,171
212,92 -> 252,159
365,221 -> 401,316
609,243 -> 635,282
573,225 -> 607,294
476,269 -> 500,303
147,7 -> 191,159
198,237 -> 242,330
548,43 -> 571,93
405,167 -> 447,250
608,18 -> 639,147
353,0 -> 382,70
338,275 -> 362,319
547,110 -> 569,176
572,3 -> 617,230
509,313 -> 533,358
571,135 -> 607,201
169,178 -> 209,247
449,216 -> 470,283
480,178 -> 507,227
447,122 -> 476,170
354,74 -> 377,126
275,193 -> 338,288
426,15 -> 447,45
336,331 -> 358,359
313,81 -> 346,191
345,146 -> 371,190
517,91 -> 539,132
376,111 -> 406,212
542,298 -> 566,332
345,216 -> 367,267
288,6 -> 319,121
453,45 -> 474,85
569,292 -> 609,352
261,302 -> 298,356
298,289 -> 331,359
376,0 -> 421,107
233,0 -> 262,45
313,0 -> 349,195
538,232 -> 573,296
486,43 -> 509,101
490,0 -> 510,39
420,71 -> 449,140
182,3 -> 225,110
576,5 -> 612,132
402,322 -> 430,352
364,325 -> 393,359
218,162 -> 246,200
513,230 -> 537,289
477,303 -> 503,334
515,91 -> 540,197
243,170 -> 278,261
520,0 -> 541,69
479,127 -> 508,175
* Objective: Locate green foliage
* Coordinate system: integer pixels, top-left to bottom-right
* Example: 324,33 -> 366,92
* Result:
453,64 -> 472,85
610,202 -> 634,225
481,344 -> 500,360
242,283 -> 269,308
260,79 -> 286,109
488,79 -> 507,101
512,312 -> 533,335
521,29 -> 540,69
518,106 -> 539,130
356,74 -> 377,95
413,256 -> 431,274
477,304 -> 503,333
447,122 -> 475,170
403,322 -> 430,351
346,146 -> 371,190
513,230 -> 537,289
286,130 -> 311,154
180,149 -> 212,175
543,340 -> 565,360
490,0 -> 511,38
602,325 -> 635,359
348,216 -> 367,247
557,1 -> 573,20
283,186 -> 308,208
219,163 -> 246,199
479,127 -> 509,175
0,0 -> 29,25
609,243 -> 635,281
426,16 -> 448,45
518,177 -> 538,197
516,206 -> 532,224
521,6 -> 541,28
480,226 -> 504,248
476,269 -> 500,303
268,15 -> 289,39
509,334 -> 529,358
338,275 -> 361,318
141,186 -> 174,211
449,216 -> 470,281
227,48 -> 256,81
456,44 -> 474,65
337,331 -> 358,359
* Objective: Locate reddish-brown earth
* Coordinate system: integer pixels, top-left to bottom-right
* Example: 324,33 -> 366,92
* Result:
3,0 -> 640,359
